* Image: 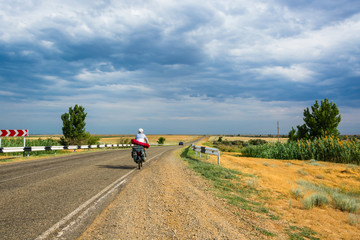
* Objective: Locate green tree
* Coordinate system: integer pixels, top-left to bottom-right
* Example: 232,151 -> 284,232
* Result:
289,98 -> 341,140
60,104 -> 88,145
157,137 -> 166,144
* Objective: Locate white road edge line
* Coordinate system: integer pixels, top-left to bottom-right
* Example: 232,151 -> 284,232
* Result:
35,151 -> 165,240
55,178 -> 128,239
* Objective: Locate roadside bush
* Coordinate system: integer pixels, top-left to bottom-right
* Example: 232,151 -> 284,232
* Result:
60,132 -> 100,145
349,213 -> 359,226
296,180 -> 360,213
248,139 -> 267,145
84,132 -> 100,145
302,193 -> 330,209
157,137 -> 166,144
119,138 -> 131,144
331,192 -> 360,213
291,188 -> 304,199
212,140 -> 245,152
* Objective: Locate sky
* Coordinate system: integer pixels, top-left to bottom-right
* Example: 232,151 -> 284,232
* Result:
1,0 -> 359,135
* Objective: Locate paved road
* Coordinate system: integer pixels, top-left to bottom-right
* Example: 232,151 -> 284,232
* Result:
0,146 -> 178,240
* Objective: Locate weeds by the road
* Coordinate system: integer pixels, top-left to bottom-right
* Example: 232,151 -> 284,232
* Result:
180,146 -> 279,237
296,180 -> 360,213
180,146 -> 325,239
285,225 -> 320,240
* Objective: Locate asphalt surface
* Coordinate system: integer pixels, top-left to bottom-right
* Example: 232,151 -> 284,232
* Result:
0,145 -> 178,240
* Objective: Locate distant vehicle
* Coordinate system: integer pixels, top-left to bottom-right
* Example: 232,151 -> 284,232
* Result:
179,142 -> 184,145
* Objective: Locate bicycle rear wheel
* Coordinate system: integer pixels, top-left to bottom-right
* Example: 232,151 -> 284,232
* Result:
137,159 -> 142,169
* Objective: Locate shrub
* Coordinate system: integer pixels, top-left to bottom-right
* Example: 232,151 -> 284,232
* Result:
331,192 -> 360,213
248,139 -> 267,145
291,188 -> 304,199
302,193 -> 330,209
349,213 -> 359,226
157,137 -> 166,144
308,159 -> 322,166
298,169 -> 309,176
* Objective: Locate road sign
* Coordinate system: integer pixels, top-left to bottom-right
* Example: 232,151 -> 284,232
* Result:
0,129 -> 29,137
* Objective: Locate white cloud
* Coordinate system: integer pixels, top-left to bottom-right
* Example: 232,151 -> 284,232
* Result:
74,68 -> 140,83
267,14 -> 360,61
254,65 -> 316,82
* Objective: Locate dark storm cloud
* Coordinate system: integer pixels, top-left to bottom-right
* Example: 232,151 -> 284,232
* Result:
0,0 -> 359,134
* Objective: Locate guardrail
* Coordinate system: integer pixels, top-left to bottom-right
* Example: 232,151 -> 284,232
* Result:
0,144 -> 133,157
192,144 -> 221,165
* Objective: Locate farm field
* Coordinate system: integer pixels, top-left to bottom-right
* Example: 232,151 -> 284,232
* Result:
98,134 -> 201,145
196,138 -> 360,239
23,134 -> 201,145
208,135 -> 289,143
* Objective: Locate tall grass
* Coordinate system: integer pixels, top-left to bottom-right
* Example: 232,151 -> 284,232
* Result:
242,136 -> 360,165
1,137 -> 61,156
1,137 -> 60,147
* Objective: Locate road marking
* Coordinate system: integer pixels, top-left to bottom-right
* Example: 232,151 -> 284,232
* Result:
55,178 -> 128,239
36,151 -> 165,240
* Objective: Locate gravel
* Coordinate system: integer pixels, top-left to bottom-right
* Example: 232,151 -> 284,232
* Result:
78,150 -> 276,239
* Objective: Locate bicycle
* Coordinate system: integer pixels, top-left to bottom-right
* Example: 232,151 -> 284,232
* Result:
131,145 -> 146,169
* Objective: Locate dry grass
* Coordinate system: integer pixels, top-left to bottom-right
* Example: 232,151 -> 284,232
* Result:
99,135 -> 201,144
208,135 -> 288,143
202,151 -> 360,239
27,135 -> 62,140
25,134 -> 201,145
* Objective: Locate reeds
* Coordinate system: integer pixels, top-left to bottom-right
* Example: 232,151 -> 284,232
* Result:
1,137 -> 60,147
1,137 -> 61,156
242,136 -> 360,165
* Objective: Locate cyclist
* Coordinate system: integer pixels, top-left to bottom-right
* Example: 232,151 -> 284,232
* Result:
135,128 -> 149,144
134,128 -> 149,160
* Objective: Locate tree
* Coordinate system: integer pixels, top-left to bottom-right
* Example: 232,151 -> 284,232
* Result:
60,104 -> 88,145
157,137 -> 166,144
289,98 -> 341,140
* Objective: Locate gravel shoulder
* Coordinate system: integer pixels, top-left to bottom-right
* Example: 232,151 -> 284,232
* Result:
78,150 -> 268,239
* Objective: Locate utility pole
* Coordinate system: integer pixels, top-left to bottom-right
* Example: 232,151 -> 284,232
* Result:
277,121 -> 280,143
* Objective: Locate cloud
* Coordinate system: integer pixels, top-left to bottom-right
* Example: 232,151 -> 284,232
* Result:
253,65 -> 316,83
0,0 -> 359,134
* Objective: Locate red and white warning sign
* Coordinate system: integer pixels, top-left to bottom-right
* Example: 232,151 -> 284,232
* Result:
0,129 -> 29,137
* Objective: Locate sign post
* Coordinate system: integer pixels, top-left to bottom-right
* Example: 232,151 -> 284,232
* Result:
0,130 -> 29,148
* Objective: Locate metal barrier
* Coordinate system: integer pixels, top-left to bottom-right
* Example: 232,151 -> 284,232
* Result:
0,144 -> 133,157
192,144 -> 221,165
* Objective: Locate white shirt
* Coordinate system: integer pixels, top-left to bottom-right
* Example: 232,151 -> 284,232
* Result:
135,133 -> 149,143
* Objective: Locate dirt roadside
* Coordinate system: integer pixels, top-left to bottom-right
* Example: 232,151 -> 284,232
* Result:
78,150 -> 283,240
